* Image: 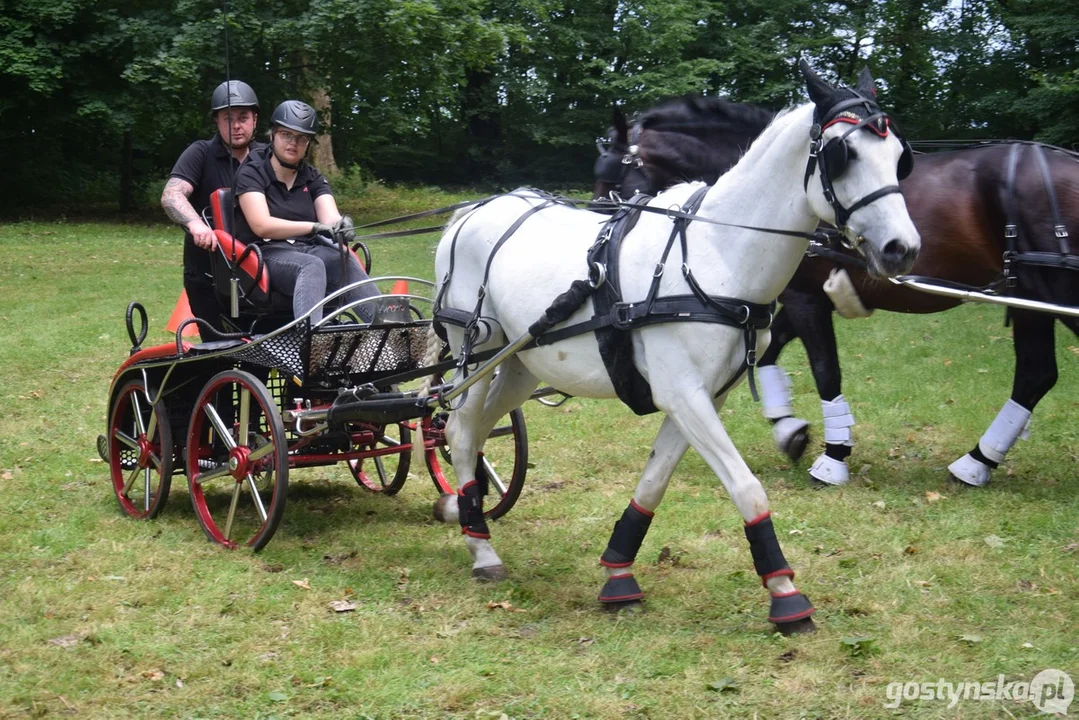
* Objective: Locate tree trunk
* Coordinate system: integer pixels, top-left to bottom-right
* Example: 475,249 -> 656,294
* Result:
310,86 -> 339,175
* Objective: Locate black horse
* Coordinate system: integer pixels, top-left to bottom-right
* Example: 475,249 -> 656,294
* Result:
594,88 -> 1079,487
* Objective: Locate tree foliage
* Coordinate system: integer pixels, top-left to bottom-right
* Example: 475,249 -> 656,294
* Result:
3,0 -> 1077,210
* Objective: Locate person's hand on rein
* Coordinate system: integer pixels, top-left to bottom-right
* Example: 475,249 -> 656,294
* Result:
331,215 -> 356,244
311,222 -> 333,238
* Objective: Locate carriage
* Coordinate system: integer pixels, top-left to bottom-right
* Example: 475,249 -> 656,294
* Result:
99,189 -> 528,551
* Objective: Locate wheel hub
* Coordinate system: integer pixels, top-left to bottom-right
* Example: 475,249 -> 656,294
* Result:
228,446 -> 252,481
136,435 -> 154,468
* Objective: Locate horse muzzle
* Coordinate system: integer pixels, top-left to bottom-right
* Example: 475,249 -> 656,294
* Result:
859,234 -> 920,277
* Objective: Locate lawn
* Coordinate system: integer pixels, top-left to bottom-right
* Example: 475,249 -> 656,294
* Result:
0,191 -> 1076,719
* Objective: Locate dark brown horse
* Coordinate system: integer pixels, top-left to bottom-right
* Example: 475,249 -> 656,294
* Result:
594,94 -> 1079,487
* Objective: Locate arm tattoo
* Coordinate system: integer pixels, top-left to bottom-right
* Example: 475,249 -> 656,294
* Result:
161,178 -> 200,227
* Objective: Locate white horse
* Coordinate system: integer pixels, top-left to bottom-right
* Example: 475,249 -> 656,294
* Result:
426,61 -> 920,634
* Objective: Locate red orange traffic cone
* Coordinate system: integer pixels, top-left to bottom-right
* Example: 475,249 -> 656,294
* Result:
165,290 -> 200,337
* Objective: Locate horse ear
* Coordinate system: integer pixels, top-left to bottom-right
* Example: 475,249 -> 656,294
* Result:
612,108 -> 629,144
856,67 -> 877,97
799,58 -> 833,107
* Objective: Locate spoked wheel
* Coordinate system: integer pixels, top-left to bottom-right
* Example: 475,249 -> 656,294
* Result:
186,369 -> 288,551
107,380 -> 173,519
348,421 -> 412,495
424,407 -> 528,520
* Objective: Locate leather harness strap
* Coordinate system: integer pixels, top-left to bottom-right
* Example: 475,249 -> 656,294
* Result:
435,187 -> 775,414
1002,143 -> 1078,289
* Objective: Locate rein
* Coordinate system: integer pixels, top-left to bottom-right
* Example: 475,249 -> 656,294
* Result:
346,196 -> 503,243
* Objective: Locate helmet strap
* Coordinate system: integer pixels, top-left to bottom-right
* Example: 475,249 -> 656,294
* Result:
271,127 -> 309,170
272,146 -> 302,170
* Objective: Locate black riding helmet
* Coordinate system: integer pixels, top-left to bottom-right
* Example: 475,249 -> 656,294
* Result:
270,100 -> 318,136
210,80 -> 259,113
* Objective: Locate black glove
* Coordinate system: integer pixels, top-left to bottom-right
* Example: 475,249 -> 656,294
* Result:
311,222 -> 332,238
331,215 -> 356,244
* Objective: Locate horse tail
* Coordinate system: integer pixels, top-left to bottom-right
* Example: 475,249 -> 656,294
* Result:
411,320 -> 445,469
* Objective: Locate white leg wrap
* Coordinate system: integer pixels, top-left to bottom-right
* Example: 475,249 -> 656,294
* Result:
823,268 -> 873,319
808,454 -> 850,485
977,399 -> 1032,464
948,453 -> 993,487
758,365 -> 794,419
821,394 -> 855,446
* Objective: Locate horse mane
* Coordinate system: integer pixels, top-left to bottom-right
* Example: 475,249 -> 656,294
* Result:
636,95 -> 776,135
629,96 -> 779,190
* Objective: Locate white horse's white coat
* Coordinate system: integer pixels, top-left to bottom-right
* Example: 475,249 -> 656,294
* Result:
432,100 -> 920,602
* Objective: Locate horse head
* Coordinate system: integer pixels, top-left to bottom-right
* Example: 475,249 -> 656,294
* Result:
800,59 -> 921,277
592,108 -> 653,200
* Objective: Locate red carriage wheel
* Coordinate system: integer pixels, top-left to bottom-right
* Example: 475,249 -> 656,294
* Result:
424,407 -> 528,521
348,420 -> 412,495
108,380 -> 173,519
186,370 -> 289,551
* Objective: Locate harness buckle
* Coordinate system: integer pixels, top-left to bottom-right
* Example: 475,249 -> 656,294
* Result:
1054,224 -> 1068,239
611,302 -> 635,330
1002,250 -> 1018,288
653,263 -> 664,278
746,347 -> 758,367
738,305 -> 752,325
1004,224 -> 1018,239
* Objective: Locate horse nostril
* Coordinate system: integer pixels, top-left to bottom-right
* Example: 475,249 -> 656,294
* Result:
882,239 -> 912,261
880,239 -> 917,272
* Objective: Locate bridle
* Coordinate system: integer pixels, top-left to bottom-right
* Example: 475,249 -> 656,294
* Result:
594,127 -> 653,197
802,91 -> 913,241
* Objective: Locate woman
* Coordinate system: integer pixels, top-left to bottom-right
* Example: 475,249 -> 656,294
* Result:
233,100 -> 378,323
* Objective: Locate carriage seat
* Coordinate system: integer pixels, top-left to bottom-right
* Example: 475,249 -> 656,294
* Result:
208,187 -> 291,319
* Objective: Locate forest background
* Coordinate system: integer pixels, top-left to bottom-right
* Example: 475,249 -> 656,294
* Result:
3,0 -> 1077,214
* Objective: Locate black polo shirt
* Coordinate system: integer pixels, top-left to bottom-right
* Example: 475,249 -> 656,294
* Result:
169,134 -> 266,276
233,146 -> 333,244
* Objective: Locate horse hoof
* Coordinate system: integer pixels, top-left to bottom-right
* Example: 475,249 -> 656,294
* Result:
775,617 -> 817,636
472,564 -> 507,582
433,493 -> 459,523
947,454 -> 991,487
773,417 -> 810,462
604,599 -> 645,614
808,454 -> 849,485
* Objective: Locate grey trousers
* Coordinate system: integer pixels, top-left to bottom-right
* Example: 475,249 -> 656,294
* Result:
259,239 -> 379,323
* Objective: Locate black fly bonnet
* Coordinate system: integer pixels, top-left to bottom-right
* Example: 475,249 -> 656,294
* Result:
802,87 -> 913,231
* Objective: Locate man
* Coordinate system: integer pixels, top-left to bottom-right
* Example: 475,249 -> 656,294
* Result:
161,80 -> 263,332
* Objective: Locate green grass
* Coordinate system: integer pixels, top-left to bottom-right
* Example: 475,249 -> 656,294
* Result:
0,198 -> 1076,719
